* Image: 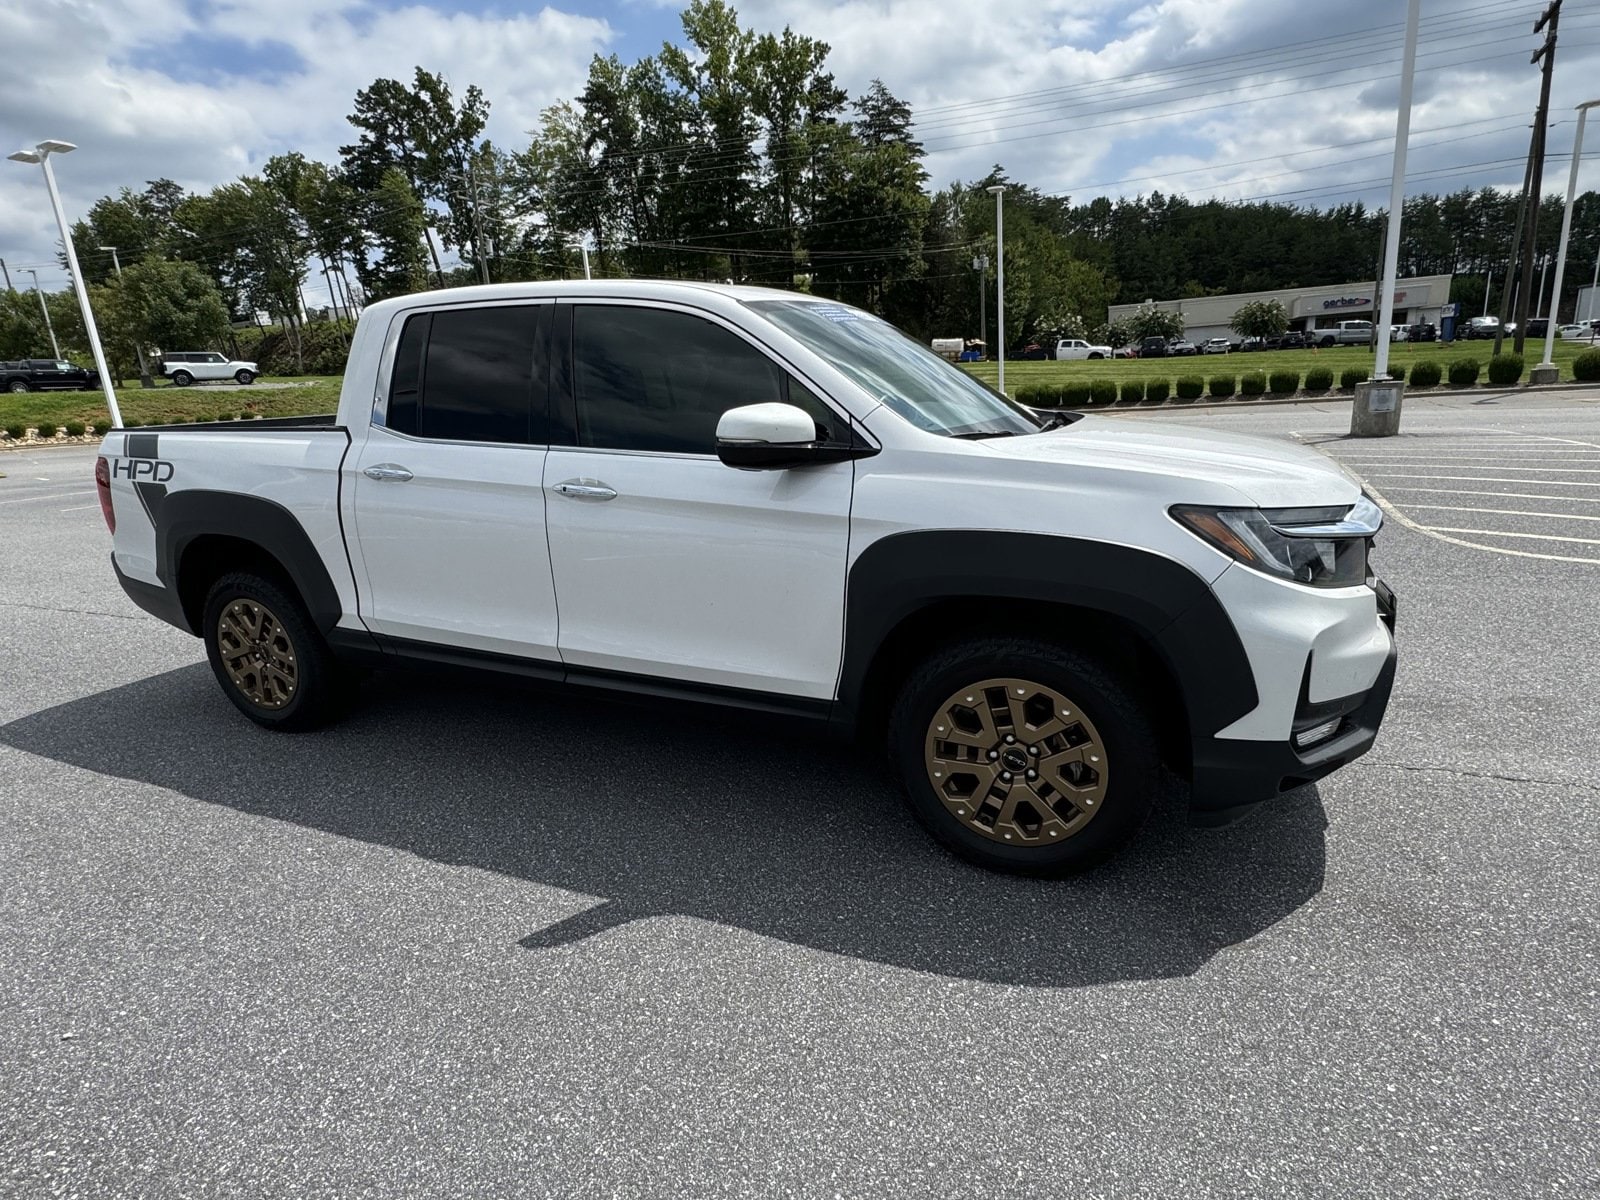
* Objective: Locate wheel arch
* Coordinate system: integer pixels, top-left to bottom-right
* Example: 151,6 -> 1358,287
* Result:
836,531 -> 1259,773
157,491 -> 345,637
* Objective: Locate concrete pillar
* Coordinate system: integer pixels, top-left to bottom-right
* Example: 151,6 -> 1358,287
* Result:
1351,379 -> 1404,437
1529,363 -> 1560,385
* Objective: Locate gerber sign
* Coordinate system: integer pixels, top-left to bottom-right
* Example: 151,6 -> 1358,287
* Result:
1322,290 -> 1407,311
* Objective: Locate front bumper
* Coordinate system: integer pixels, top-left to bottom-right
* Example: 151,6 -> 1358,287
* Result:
1189,580 -> 1397,822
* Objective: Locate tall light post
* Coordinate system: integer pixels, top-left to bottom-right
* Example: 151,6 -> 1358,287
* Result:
97,245 -> 154,388
987,184 -> 1007,394
972,254 -> 989,358
8,140 -> 122,427
23,268 -> 60,357
1538,99 -> 1600,378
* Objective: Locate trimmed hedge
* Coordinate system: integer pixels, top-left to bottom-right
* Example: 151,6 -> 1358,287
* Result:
1448,357 -> 1482,386
1304,365 -> 1334,391
1340,367 -> 1368,390
1175,375 -> 1205,400
1409,360 -> 1441,387
1146,378 -> 1171,403
1487,353 -> 1524,386
3,423 -> 24,440
1386,363 -> 1408,383
1119,378 -> 1146,403
64,420 -> 86,437
1208,374 -> 1236,398
34,422 -> 56,440
1268,369 -> 1299,394
1090,378 -> 1118,406
92,420 -> 112,435
1239,371 -> 1267,396
1062,381 -> 1092,406
1573,348 -> 1600,381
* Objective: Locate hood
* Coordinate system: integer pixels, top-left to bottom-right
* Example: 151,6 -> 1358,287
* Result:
978,415 -> 1361,508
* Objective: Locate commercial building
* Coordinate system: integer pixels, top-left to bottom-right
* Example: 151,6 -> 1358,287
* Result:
1109,274 -> 1453,342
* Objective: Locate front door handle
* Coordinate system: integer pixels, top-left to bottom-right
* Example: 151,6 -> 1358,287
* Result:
364,463 -> 414,482
552,480 -> 618,501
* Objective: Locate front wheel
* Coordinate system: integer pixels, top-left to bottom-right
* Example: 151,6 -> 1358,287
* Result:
172,370 -> 194,387
202,571 -> 350,731
888,637 -> 1158,875
235,369 -> 255,385
1087,352 -> 1103,360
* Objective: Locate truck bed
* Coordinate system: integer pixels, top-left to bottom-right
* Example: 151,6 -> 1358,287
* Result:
134,413 -> 340,433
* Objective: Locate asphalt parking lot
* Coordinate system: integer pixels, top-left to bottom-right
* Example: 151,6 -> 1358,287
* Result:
2,393 -> 1598,1198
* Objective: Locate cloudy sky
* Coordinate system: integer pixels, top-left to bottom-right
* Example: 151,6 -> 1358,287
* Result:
4,0 -> 1600,308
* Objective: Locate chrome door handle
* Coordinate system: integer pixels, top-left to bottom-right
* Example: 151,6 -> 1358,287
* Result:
552,480 -> 618,501
363,464 -> 413,482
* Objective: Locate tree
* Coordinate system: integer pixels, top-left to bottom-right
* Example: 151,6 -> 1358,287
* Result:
109,259 -> 229,354
1123,301 -> 1185,340
359,168 -> 431,300
1230,298 -> 1289,340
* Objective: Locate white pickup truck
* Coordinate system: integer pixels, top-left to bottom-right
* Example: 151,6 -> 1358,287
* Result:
1053,338 -> 1113,360
96,281 -> 1396,874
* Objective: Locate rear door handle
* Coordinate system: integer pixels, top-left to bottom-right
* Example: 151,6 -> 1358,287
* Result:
363,464 -> 413,482
552,480 -> 617,501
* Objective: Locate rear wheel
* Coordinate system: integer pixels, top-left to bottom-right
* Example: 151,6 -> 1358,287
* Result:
202,571 -> 349,731
7,380 -> 29,393
235,369 -> 255,385
888,636 -> 1158,875
172,370 -> 194,387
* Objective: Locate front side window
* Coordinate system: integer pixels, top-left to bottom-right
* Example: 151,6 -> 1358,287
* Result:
747,299 -> 1041,438
572,306 -> 834,453
386,305 -> 543,444
207,353 -> 227,363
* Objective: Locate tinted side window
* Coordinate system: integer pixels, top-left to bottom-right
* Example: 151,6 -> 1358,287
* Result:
573,306 -> 784,453
387,306 -> 543,444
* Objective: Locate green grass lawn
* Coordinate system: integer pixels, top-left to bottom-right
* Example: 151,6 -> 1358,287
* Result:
960,339 -> 1595,390
0,379 -> 342,433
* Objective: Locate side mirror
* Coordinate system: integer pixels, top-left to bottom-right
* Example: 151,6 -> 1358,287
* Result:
715,402 -> 829,469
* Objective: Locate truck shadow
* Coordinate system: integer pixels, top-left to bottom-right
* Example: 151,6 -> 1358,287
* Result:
2,665 -> 1327,988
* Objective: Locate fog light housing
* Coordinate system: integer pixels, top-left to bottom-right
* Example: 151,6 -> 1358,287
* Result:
1294,717 -> 1341,749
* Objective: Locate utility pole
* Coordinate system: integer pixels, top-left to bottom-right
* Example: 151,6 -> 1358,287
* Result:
24,268 -> 60,357
0,257 -> 13,293
1483,268 -> 1493,318
972,254 -> 988,357
988,185 -> 1007,394
1495,141 -> 1538,356
98,246 -> 153,388
1515,0 -> 1563,356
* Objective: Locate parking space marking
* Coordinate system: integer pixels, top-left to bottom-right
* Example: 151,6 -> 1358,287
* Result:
1425,526 -> 1600,545
1382,487 -> 1600,503
1363,473 -> 1600,487
1402,504 -> 1600,521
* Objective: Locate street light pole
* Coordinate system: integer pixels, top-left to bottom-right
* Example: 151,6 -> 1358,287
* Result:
23,268 -> 60,357
1539,99 -> 1599,375
972,254 -> 988,359
8,140 -> 122,427
98,245 -> 154,388
987,185 -> 1007,394
1372,0 -> 1421,384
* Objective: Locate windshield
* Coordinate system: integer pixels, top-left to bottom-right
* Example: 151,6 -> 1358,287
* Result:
747,299 -> 1042,437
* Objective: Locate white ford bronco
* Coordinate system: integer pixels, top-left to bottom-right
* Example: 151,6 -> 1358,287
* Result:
97,281 -> 1396,874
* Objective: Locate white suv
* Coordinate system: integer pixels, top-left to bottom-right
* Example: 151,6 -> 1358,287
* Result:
159,351 -> 260,386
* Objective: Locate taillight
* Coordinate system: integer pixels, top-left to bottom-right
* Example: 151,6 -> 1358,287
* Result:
94,457 -> 115,534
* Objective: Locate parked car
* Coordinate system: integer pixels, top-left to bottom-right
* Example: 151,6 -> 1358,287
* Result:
1053,338 -> 1112,361
1238,337 -> 1266,352
0,358 -> 100,393
1015,343 -> 1051,361
1407,323 -> 1438,342
1276,332 -> 1311,351
1389,325 -> 1409,343
1139,336 -> 1169,358
1113,345 -> 1139,358
1315,321 -> 1374,347
1523,318 -> 1550,340
1201,337 -> 1231,354
1462,317 -> 1500,340
157,350 -> 261,386
1558,323 -> 1594,340
1167,339 -> 1198,356
96,280 -> 1396,876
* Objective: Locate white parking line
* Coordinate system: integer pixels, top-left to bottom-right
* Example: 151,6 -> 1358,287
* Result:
1382,487 -> 1600,503
1425,526 -> 1600,546
1403,504 -> 1600,522
0,489 -> 95,505
1364,473 -> 1600,487
58,504 -> 99,512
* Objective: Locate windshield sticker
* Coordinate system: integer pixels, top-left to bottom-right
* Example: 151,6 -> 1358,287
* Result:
811,305 -> 863,323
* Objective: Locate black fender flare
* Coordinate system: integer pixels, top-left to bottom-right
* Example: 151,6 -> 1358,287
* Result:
156,489 -> 346,636
836,530 -> 1258,739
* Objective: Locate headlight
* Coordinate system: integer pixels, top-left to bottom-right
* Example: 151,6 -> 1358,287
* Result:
1170,496 -> 1380,587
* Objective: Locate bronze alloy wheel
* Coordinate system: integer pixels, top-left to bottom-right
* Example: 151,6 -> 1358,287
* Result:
216,598 -> 299,710
923,677 -> 1109,846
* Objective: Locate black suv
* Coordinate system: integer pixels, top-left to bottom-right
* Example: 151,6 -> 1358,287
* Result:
1138,336 -> 1169,358
0,359 -> 100,393
1407,323 -> 1437,342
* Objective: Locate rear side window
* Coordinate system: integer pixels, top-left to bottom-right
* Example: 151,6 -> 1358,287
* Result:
386,305 -> 544,444
573,306 -> 834,453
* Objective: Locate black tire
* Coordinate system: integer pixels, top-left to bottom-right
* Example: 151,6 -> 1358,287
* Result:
173,370 -> 194,387
7,380 -> 29,393
235,369 -> 255,385
1319,336 -> 1335,349
202,571 -> 350,732
888,636 -> 1159,876
1087,352 -> 1103,359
